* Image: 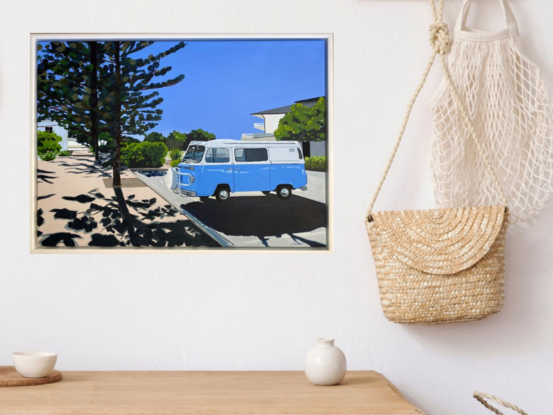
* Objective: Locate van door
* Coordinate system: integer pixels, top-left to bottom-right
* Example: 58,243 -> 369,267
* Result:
233,148 -> 271,192
198,147 -> 233,196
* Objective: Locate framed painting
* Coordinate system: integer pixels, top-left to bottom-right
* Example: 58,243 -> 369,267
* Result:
31,34 -> 333,252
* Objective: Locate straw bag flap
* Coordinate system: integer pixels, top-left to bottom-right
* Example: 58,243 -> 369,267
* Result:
364,0 -> 509,324
367,205 -> 505,275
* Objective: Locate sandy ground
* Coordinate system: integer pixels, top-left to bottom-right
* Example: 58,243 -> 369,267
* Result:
36,151 -> 219,248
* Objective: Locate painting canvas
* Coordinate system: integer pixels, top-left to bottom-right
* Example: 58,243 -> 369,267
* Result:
33,37 -> 330,250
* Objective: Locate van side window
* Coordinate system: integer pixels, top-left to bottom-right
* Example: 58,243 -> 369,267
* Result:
297,148 -> 303,159
205,148 -> 230,163
234,148 -> 268,162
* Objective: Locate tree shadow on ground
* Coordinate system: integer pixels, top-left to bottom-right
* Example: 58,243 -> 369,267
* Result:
41,232 -> 82,247
38,187 -> 219,248
37,168 -> 58,184
56,159 -> 113,179
38,194 -> 55,201
62,194 -> 96,203
64,166 -> 112,179
183,195 -> 327,247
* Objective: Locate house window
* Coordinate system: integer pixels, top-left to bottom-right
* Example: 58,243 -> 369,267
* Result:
205,148 -> 230,163
45,126 -> 54,133
234,148 -> 268,162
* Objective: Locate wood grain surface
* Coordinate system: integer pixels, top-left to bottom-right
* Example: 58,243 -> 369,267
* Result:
0,370 -> 424,415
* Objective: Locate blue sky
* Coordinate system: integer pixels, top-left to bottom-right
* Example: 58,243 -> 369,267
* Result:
132,39 -> 327,139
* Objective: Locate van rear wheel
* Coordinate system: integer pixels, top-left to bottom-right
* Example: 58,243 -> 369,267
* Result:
215,186 -> 230,202
276,185 -> 292,200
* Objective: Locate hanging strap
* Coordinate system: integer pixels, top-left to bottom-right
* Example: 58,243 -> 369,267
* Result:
366,0 -> 508,221
453,0 -> 522,46
473,392 -> 529,415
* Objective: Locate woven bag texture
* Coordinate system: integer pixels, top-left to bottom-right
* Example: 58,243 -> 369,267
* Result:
430,0 -> 553,223
365,205 -> 508,324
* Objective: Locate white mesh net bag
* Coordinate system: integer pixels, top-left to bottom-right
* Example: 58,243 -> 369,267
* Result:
429,0 -> 553,222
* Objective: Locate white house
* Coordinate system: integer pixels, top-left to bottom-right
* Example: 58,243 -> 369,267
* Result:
241,97 -> 326,157
37,120 -> 88,151
38,120 -> 69,150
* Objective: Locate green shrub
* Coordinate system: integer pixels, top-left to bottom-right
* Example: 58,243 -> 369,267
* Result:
37,131 -> 62,154
188,129 -> 216,142
98,144 -> 112,153
166,131 -> 188,151
58,150 -> 72,156
121,141 -> 169,168
168,148 -> 183,161
39,151 -> 58,161
144,132 -> 165,143
170,159 -> 181,168
304,156 -> 326,172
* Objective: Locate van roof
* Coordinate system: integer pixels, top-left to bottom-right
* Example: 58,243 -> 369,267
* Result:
190,140 -> 301,147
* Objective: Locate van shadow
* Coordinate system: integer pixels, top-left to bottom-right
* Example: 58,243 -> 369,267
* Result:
183,195 -> 327,242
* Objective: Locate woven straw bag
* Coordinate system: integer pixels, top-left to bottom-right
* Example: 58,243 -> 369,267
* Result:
474,392 -> 528,415
365,0 -> 509,325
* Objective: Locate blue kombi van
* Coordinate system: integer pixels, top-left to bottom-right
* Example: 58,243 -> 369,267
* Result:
167,140 -> 308,201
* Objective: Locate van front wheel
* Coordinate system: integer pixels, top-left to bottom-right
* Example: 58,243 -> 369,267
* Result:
215,186 -> 230,202
276,185 -> 292,200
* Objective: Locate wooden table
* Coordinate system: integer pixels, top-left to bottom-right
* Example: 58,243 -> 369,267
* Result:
0,371 -> 424,415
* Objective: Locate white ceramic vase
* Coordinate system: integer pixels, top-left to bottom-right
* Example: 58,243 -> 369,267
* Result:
304,338 -> 347,386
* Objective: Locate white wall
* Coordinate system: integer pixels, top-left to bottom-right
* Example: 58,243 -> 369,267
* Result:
310,141 -> 326,157
263,114 -> 285,135
1,1 -> 552,414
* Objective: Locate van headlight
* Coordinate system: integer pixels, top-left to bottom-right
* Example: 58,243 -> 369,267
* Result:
190,176 -> 195,183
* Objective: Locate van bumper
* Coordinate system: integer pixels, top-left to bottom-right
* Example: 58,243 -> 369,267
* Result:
180,190 -> 197,197
300,186 -> 308,191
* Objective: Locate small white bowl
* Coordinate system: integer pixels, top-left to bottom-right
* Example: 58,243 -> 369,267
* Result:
12,352 -> 57,378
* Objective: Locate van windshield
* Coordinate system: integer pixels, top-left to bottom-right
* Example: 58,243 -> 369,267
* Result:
183,145 -> 205,163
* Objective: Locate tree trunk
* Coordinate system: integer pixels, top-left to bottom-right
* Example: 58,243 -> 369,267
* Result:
90,41 -> 99,163
112,41 -> 122,187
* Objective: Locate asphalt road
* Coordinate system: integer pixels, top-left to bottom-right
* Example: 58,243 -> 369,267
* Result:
132,169 -> 327,248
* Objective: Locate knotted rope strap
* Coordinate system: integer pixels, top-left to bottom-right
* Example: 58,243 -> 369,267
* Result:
366,0 -> 508,221
473,392 -> 529,415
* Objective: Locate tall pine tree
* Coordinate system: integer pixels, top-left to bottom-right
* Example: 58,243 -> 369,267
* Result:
89,41 -> 186,186
37,40 -> 186,182
37,41 -> 110,162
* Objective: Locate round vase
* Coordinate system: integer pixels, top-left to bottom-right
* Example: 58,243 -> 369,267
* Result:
304,338 -> 347,386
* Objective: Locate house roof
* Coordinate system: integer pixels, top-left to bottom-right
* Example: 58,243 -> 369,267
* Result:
251,97 -> 323,116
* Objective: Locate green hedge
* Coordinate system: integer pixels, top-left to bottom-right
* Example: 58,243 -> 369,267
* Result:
39,151 -> 58,161
304,156 -> 326,172
121,141 -> 168,168
38,131 -> 62,155
168,148 -> 183,161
